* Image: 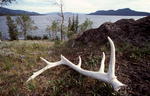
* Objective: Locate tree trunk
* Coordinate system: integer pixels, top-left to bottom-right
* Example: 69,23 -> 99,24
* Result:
60,3 -> 64,41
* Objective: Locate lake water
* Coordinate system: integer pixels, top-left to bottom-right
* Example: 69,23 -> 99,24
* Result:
0,14 -> 144,40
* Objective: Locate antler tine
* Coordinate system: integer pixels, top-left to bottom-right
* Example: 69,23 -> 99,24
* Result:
26,57 -> 62,82
78,56 -> 82,68
99,52 -> 105,73
107,37 -> 116,78
60,55 -> 82,70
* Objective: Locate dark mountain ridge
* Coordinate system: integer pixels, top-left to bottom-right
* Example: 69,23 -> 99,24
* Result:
89,8 -> 150,16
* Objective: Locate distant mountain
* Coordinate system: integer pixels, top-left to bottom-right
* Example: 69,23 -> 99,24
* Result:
0,7 -> 40,15
89,8 -> 150,16
46,12 -> 78,15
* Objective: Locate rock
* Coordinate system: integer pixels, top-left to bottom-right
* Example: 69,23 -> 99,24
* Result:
75,16 -> 150,46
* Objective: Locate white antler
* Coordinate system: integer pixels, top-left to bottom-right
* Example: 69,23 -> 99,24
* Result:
26,37 -> 126,91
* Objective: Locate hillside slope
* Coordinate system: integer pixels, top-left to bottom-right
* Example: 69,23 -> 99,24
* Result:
0,7 -> 40,15
89,8 -> 150,16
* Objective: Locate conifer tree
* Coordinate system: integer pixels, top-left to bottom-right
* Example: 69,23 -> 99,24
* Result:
75,14 -> 79,33
68,17 -> 71,31
70,15 -> 75,32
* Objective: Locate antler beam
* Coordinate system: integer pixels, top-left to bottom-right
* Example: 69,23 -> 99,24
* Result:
26,37 -> 126,91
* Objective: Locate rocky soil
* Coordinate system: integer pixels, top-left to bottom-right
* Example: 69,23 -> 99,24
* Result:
72,16 -> 150,96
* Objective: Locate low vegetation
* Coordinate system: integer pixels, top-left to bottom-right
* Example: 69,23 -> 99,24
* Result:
0,40 -> 119,96
0,32 -> 2,40
0,39 -> 149,96
0,40 -> 53,95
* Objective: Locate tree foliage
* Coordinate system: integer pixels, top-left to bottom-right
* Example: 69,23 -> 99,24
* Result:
75,14 -> 79,32
66,14 -> 79,39
0,0 -> 16,6
6,15 -> 18,40
16,15 -> 38,40
46,20 -> 60,40
68,15 -> 79,33
79,18 -> 93,32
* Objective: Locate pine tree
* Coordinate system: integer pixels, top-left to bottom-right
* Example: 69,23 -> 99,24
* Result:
70,15 -> 75,32
75,14 -> 79,33
68,17 -> 71,31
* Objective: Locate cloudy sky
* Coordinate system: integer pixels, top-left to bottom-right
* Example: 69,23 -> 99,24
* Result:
5,0 -> 150,13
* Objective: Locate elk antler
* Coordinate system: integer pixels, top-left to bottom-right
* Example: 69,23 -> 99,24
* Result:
26,37 -> 126,91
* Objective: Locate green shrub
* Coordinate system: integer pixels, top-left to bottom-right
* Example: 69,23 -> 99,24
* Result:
43,35 -> 49,40
0,31 -> 2,40
27,35 -> 33,40
27,35 -> 42,40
